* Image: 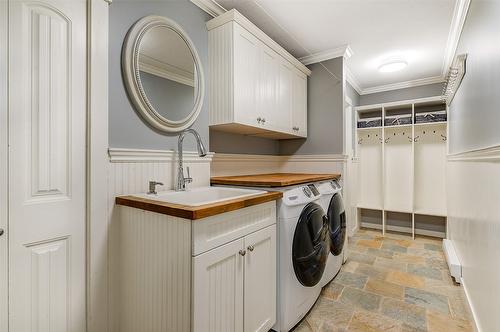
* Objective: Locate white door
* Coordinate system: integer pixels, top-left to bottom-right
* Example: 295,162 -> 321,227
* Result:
244,225 -> 276,332
259,44 -> 279,130
344,102 -> 358,235
0,1 -> 8,330
193,238 -> 245,332
8,0 -> 87,331
277,60 -> 293,133
233,23 -> 260,127
292,70 -> 307,137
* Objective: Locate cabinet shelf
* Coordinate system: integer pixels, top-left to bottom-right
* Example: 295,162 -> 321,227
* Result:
414,121 -> 447,127
357,126 -> 382,131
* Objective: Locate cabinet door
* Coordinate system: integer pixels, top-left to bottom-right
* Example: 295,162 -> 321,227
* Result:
277,59 -> 293,133
244,225 -> 277,332
233,23 -> 260,127
292,70 -> 308,137
193,237 -> 245,332
259,44 -> 279,130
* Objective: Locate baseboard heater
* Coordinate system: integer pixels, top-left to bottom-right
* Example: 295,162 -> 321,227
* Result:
443,239 -> 462,283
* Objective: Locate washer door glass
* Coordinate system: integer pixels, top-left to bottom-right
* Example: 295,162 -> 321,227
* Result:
292,203 -> 329,287
327,193 -> 346,256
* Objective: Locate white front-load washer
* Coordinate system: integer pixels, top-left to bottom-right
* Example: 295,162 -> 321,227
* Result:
275,184 -> 329,332
317,179 -> 347,288
213,182 -> 329,332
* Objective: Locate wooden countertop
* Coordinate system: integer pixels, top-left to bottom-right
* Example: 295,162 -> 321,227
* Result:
115,191 -> 282,220
211,173 -> 341,187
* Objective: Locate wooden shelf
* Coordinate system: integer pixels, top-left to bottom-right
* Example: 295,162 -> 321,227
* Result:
413,121 -> 447,127
357,126 -> 382,131
384,124 -> 413,129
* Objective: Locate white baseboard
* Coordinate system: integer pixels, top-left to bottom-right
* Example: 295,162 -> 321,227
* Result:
460,278 -> 482,332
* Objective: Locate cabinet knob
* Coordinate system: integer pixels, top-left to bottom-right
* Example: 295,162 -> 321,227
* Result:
239,249 -> 246,256
247,245 -> 254,252
0,229 -> 4,236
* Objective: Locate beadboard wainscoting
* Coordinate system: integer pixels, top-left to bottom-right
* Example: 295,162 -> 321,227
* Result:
447,145 -> 500,332
107,148 -> 213,332
210,153 -> 347,176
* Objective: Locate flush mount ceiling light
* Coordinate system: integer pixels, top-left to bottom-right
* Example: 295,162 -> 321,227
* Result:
378,59 -> 408,73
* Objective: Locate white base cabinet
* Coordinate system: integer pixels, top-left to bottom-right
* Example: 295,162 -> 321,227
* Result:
117,202 -> 277,332
207,9 -> 310,139
193,224 -> 276,332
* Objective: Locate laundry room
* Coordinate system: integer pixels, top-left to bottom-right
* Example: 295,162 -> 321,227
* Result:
1,0 -> 499,331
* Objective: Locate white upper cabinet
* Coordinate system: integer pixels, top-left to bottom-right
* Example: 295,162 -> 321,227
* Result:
208,9 -> 310,139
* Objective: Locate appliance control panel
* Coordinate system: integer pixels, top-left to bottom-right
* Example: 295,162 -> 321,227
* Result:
283,184 -> 321,206
317,179 -> 342,195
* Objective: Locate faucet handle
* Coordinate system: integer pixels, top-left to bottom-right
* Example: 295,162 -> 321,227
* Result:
185,166 -> 193,184
148,181 -> 164,195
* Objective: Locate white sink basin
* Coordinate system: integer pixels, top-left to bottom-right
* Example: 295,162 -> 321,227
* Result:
135,186 -> 265,207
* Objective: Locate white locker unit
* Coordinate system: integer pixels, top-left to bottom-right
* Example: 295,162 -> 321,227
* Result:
355,96 -> 448,238
207,9 -> 310,139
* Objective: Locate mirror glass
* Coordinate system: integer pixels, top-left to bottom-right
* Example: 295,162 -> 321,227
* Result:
138,26 -> 196,122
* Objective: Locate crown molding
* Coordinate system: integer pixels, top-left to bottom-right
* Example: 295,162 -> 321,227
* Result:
345,66 -> 362,95
442,0 -> 472,77
359,75 -> 445,95
298,44 -> 353,65
109,148 -> 214,163
190,0 -> 226,17
139,54 -> 195,87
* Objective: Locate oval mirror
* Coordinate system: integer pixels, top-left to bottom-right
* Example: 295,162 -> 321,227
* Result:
122,16 -> 204,132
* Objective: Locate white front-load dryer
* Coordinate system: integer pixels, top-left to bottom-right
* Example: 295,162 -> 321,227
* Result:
275,184 -> 329,332
317,179 -> 347,288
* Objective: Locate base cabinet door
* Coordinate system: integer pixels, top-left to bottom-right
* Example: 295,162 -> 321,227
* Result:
193,237 -> 245,332
244,225 -> 277,332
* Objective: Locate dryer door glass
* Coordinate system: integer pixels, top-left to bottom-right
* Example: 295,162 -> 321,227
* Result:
292,203 -> 329,287
328,193 -> 346,256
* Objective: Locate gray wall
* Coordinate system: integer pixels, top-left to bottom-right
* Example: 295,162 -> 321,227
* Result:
358,82 -> 443,106
140,72 -> 194,122
448,0 -> 500,153
109,0 -> 211,150
279,57 -> 345,155
209,129 -> 279,155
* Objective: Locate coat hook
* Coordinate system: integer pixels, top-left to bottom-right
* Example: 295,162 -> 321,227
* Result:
358,138 -> 363,144
441,134 -> 447,142
407,136 -> 413,143
414,135 -> 420,142
385,137 -> 390,143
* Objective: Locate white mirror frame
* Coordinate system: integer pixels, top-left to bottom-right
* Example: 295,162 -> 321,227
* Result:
122,15 -> 205,133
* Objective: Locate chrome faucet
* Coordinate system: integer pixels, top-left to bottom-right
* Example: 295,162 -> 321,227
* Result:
176,129 -> 207,191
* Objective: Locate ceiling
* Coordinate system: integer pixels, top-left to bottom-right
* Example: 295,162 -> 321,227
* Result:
140,26 -> 194,77
208,0 -> 465,94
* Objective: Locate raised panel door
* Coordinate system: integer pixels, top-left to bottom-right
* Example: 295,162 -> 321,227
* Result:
244,225 -> 276,332
8,1 -> 87,331
193,237 -> 245,332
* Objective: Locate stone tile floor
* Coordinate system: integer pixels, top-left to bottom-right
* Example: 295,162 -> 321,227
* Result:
293,228 -> 474,332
